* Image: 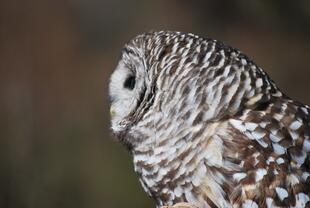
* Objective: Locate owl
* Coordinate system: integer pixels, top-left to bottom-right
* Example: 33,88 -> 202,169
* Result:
109,31 -> 310,208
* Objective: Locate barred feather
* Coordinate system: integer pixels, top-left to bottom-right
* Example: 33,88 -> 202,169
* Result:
109,31 -> 310,208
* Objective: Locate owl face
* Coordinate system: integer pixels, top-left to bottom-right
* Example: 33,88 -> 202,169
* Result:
109,46 -> 147,134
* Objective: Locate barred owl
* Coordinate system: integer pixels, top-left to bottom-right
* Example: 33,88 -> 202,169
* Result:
109,31 -> 310,208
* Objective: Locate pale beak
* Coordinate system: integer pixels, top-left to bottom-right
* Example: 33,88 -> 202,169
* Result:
110,106 -> 116,117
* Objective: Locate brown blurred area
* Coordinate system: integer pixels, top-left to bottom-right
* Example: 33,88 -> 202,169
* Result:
0,0 -> 309,208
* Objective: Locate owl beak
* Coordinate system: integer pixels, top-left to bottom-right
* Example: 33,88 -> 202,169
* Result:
110,106 -> 116,117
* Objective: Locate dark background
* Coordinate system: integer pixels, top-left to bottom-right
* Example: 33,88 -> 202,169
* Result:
1,1 -> 309,208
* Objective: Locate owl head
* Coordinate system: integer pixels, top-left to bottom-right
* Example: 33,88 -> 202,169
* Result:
109,31 -> 276,150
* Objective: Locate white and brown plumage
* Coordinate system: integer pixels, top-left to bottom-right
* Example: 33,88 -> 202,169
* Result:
109,31 -> 310,208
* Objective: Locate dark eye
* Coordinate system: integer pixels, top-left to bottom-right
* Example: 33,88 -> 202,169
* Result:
124,75 -> 136,90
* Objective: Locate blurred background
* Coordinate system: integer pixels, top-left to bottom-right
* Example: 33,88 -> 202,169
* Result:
0,0 -> 309,207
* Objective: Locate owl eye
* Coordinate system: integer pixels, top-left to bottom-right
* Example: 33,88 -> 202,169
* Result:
124,75 -> 136,90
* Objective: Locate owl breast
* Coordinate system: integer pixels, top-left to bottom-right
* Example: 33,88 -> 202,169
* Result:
132,116 -> 234,208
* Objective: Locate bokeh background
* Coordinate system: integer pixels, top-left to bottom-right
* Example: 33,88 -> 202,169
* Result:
1,1 -> 310,208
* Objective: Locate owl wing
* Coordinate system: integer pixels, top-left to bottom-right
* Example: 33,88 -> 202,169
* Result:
226,97 -> 310,207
